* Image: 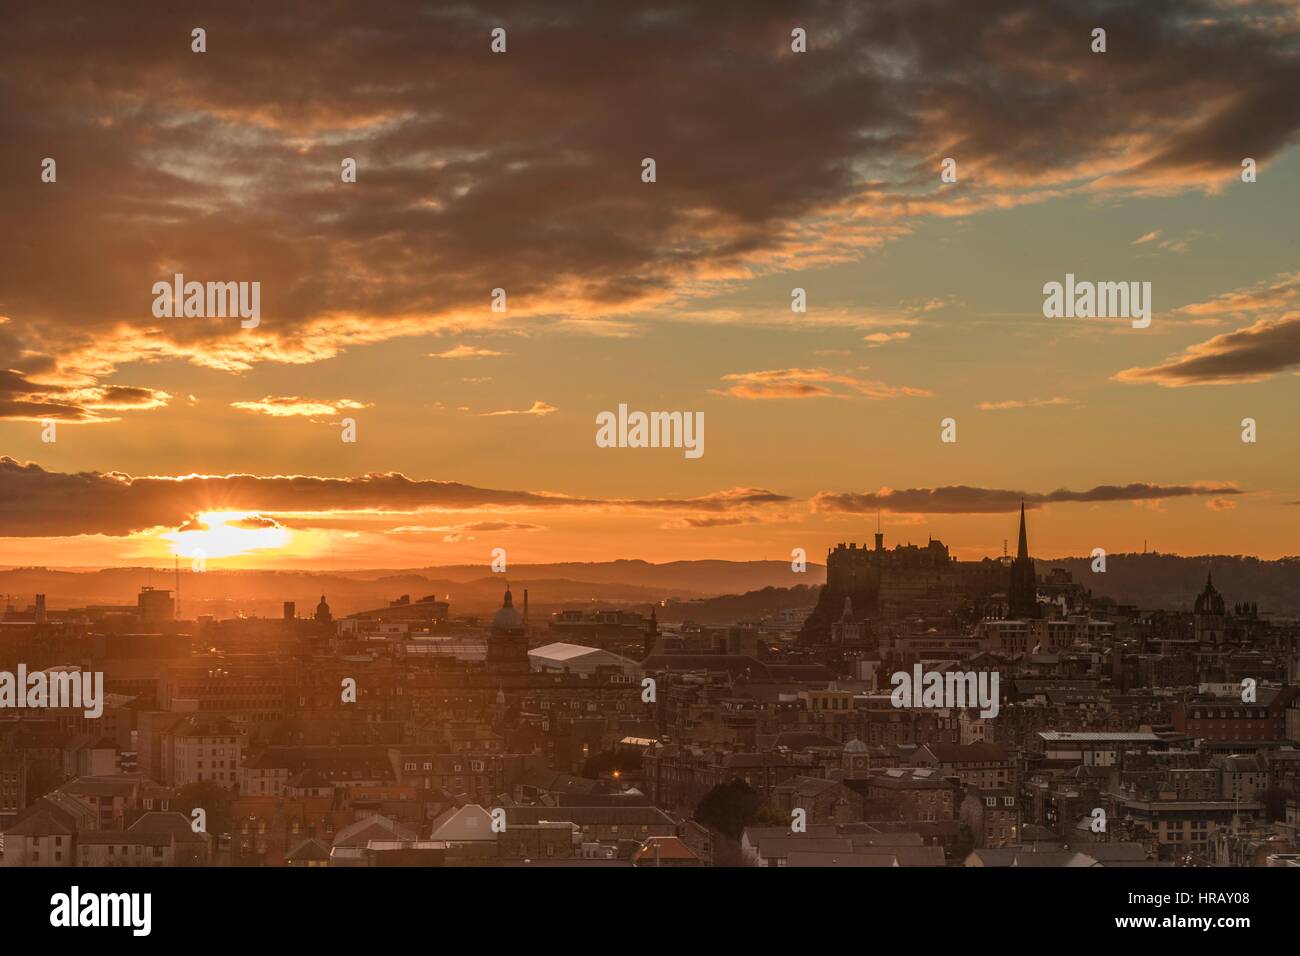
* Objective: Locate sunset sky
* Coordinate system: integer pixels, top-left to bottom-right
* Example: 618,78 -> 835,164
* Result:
2,1 -> 1299,571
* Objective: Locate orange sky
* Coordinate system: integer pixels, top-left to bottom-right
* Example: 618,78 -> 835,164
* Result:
2,2 -> 1299,569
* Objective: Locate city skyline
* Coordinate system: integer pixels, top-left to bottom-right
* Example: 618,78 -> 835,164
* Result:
2,2 -> 1299,905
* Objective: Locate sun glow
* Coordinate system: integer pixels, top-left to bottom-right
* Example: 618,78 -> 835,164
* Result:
164,511 -> 291,560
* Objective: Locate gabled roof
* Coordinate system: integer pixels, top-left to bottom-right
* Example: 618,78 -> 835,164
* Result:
286,838 -> 332,862
632,836 -> 700,863
4,809 -> 74,837
332,813 -> 418,847
129,811 -> 208,844
429,804 -> 496,842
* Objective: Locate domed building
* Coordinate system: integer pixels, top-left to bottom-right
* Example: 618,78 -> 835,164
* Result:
313,594 -> 333,635
487,584 -> 529,674
842,738 -> 870,779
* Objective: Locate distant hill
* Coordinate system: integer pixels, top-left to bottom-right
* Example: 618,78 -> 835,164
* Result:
355,559 -> 825,594
0,560 -> 824,620
1039,553 -> 1300,617
654,585 -> 821,625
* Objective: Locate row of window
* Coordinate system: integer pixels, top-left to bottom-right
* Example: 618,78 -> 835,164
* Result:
402,760 -> 486,772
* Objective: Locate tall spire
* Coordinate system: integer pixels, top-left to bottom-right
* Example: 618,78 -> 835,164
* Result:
1017,500 -> 1029,559
644,606 -> 660,660
1007,501 -> 1038,620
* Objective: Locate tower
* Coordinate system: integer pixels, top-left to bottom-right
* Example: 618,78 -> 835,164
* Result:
314,595 -> 332,626
487,584 -> 529,674
643,607 -> 659,659
1193,571 -> 1225,645
1007,501 -> 1039,619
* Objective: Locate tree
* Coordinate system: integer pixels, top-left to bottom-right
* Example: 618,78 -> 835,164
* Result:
693,778 -> 770,841
177,780 -> 234,836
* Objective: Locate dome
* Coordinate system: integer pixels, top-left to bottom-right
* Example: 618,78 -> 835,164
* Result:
843,738 -> 868,753
492,588 -> 524,632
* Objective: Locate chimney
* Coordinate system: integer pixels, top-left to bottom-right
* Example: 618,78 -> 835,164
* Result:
523,589 -> 529,627
35,593 -> 46,624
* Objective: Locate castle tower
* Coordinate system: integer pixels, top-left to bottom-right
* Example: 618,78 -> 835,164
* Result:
1007,502 -> 1039,619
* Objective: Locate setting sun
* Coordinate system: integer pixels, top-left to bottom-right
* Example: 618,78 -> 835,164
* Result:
164,511 -> 291,560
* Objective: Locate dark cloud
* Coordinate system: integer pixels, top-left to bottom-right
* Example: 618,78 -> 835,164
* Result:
0,457 -> 790,536
0,364 -> 169,422
1,0 -> 1297,405
228,514 -> 283,530
658,515 -> 774,529
1116,313 -> 1300,386
812,482 -> 1243,514
715,368 -> 930,400
1116,271 -> 1300,386
388,521 -> 543,535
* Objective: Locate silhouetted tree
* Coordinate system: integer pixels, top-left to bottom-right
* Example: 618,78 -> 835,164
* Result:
177,780 -> 234,836
693,778 -> 775,840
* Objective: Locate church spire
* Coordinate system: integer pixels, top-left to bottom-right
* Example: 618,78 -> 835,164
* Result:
1017,500 -> 1029,559
1008,502 -> 1038,620
644,606 -> 660,660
